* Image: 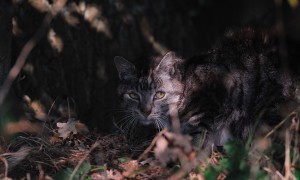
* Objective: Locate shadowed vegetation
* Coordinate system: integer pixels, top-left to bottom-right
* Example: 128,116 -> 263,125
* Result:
0,0 -> 300,179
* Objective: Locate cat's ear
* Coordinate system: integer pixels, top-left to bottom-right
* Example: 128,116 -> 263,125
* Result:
155,52 -> 177,76
114,56 -> 137,80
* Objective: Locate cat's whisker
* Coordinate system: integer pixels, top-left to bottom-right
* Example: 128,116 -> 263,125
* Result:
113,110 -> 134,114
115,115 -> 133,123
154,119 -> 160,132
127,117 -> 138,139
158,119 -> 166,131
115,115 -> 132,128
124,116 -> 137,132
115,114 -> 138,132
105,109 -> 133,118
158,116 -> 169,130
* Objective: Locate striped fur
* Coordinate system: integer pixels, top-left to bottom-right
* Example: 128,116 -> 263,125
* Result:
114,29 -> 298,148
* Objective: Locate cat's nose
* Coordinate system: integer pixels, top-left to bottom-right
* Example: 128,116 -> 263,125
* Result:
141,103 -> 152,117
142,110 -> 151,117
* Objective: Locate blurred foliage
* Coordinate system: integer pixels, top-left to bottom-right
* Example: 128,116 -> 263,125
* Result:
55,162 -> 91,180
203,138 -> 299,179
288,0 -> 299,8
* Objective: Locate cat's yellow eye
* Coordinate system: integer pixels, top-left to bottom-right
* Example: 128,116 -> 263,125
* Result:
128,92 -> 139,100
154,91 -> 166,100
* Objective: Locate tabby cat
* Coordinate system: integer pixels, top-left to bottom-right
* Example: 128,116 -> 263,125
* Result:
114,28 -> 298,148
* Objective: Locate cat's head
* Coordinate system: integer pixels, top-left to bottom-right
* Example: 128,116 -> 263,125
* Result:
114,52 -> 184,132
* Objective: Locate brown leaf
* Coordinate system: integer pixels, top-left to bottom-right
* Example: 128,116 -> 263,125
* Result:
154,135 -> 178,167
106,169 -> 123,180
48,29 -> 63,53
28,0 -> 51,12
4,119 -> 42,135
153,131 -> 193,167
49,133 -> 63,144
75,122 -> 89,135
57,119 -> 89,139
57,119 -> 78,139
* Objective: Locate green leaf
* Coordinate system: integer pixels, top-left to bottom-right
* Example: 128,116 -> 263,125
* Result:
239,159 -> 248,171
90,166 -> 105,172
55,168 -> 73,180
55,163 -> 91,180
226,171 -> 249,180
77,163 -> 91,177
295,169 -> 300,180
118,157 -> 128,163
204,165 -> 221,180
85,176 -> 92,180
220,158 -> 231,170
204,171 -> 216,180
256,170 -> 269,180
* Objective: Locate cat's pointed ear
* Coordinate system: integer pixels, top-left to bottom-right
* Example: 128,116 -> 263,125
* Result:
155,52 -> 177,76
114,56 -> 137,80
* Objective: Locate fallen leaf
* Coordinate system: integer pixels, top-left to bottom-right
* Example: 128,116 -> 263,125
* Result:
49,133 -> 63,144
57,119 -> 78,139
106,169 -> 123,180
4,119 -> 42,135
75,122 -> 89,135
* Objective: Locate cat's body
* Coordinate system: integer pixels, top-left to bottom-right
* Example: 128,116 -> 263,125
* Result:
114,29 -> 298,148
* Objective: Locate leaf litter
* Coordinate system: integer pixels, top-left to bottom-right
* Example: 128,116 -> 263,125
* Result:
0,105 -> 299,179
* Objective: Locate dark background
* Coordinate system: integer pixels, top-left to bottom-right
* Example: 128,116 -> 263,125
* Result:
1,0 -> 300,133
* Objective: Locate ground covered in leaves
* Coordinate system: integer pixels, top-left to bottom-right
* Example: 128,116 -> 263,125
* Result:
0,99 -> 299,180
0,113 -> 300,180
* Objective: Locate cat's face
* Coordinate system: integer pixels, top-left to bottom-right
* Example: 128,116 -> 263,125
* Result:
114,52 -> 183,132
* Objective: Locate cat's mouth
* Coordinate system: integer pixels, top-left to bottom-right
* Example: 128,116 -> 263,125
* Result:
140,118 -> 155,126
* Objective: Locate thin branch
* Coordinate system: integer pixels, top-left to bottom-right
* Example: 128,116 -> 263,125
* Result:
0,0 -> 68,105
0,156 -> 8,178
292,116 -> 299,166
123,129 -> 167,178
137,128 -> 167,162
284,128 -> 291,179
0,14 -> 51,104
69,141 -> 100,180
264,112 -> 297,138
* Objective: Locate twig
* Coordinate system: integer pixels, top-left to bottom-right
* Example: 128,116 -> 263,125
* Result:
37,164 -> 45,180
69,141 -> 100,180
284,128 -> 291,180
275,170 -> 285,180
0,0 -> 68,105
264,112 -> 297,138
0,156 -> 8,178
123,129 -> 167,178
137,129 -> 167,162
169,103 -> 181,134
292,116 -> 299,166
0,14 -> 51,104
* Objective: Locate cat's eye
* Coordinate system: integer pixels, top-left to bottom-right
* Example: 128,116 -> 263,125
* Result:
154,91 -> 166,100
128,92 -> 139,100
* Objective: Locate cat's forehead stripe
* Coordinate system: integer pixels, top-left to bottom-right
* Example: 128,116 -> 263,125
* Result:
137,70 -> 155,91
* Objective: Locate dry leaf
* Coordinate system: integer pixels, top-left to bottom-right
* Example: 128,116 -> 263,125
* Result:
28,0 -> 51,12
49,133 -> 63,144
30,100 -> 47,120
106,169 -> 123,180
48,29 -> 63,53
1,146 -> 32,171
154,131 -> 193,167
63,11 -> 80,26
4,119 -> 42,135
57,119 -> 78,139
75,122 -> 89,135
57,119 -> 89,139
154,136 -> 179,167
